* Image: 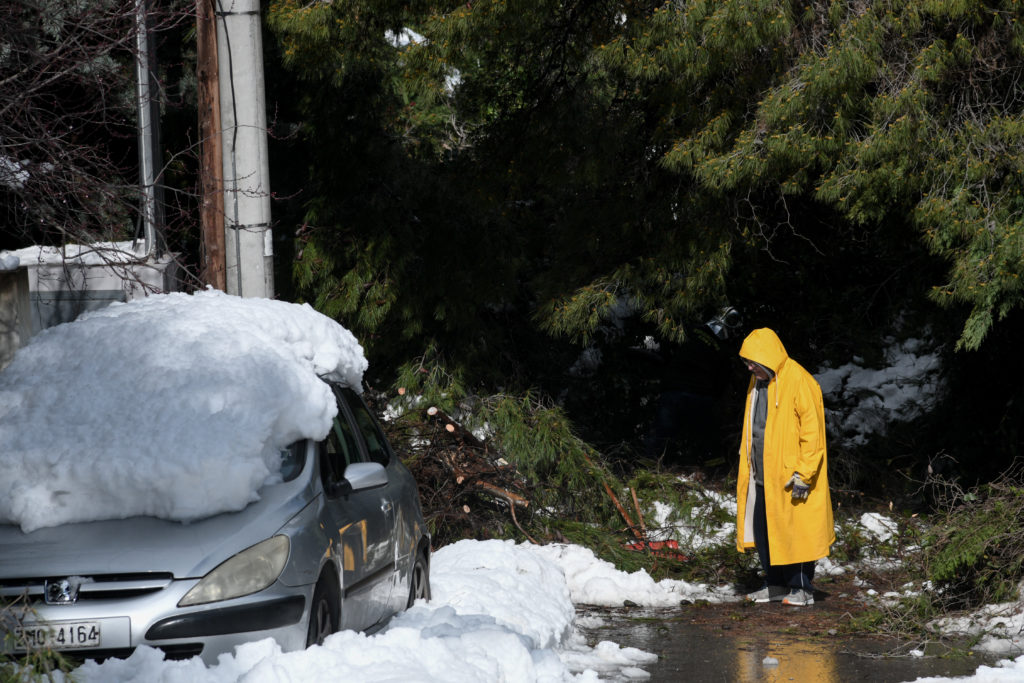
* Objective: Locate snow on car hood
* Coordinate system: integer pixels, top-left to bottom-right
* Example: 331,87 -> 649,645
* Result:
0,290 -> 367,533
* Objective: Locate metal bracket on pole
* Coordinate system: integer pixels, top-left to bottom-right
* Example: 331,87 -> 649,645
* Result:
225,222 -> 271,232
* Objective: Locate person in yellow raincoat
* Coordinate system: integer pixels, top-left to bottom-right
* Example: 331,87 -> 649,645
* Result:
736,328 -> 834,606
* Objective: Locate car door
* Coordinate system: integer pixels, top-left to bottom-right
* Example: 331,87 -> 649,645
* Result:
336,388 -> 401,613
317,388 -> 395,631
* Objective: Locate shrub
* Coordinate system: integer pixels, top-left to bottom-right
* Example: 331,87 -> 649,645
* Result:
923,463 -> 1024,609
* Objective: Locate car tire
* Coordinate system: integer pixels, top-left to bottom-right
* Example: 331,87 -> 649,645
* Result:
407,549 -> 431,608
306,575 -> 339,647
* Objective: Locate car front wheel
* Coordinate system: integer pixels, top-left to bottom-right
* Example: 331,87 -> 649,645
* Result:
306,576 -> 339,647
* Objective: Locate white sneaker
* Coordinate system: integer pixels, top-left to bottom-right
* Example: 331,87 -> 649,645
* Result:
782,588 -> 814,606
746,585 -> 787,603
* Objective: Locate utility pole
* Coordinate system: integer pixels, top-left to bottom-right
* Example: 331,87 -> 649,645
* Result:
197,0 -> 225,290
215,0 -> 274,298
135,0 -> 166,257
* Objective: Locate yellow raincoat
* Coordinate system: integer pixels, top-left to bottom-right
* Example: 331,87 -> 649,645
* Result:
736,328 -> 834,565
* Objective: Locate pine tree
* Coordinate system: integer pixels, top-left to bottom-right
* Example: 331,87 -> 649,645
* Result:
264,0 -> 1024,456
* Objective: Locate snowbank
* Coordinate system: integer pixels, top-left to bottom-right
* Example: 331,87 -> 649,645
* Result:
62,540 -> 663,682
531,542 -> 736,607
0,290 -> 367,532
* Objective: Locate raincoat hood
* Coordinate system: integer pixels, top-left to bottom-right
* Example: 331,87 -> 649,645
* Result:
739,328 -> 788,375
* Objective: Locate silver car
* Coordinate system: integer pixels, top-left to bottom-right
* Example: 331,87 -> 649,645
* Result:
0,383 -> 430,665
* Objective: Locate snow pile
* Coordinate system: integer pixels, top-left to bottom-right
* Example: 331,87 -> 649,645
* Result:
849,512 -> 904,572
0,251 -> 18,271
430,539 -> 576,650
63,540 -> 661,683
0,290 -> 368,532
930,592 -> 1024,657
817,336 -> 943,446
817,555 -> 848,577
531,542 -> 737,607
859,512 -> 900,542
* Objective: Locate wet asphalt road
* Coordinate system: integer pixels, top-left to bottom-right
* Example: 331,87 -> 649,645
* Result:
577,607 -> 1004,682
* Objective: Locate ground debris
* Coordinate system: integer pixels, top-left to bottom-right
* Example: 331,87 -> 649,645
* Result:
381,404 -> 539,546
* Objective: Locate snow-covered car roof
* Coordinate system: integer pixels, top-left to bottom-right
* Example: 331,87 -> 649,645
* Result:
0,290 -> 368,532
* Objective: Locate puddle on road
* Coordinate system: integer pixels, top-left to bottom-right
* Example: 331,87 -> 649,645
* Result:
576,607 -> 1006,682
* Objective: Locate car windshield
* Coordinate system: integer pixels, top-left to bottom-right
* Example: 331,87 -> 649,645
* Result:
279,441 -> 307,482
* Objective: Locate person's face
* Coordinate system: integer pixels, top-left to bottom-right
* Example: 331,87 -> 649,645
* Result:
744,359 -> 771,381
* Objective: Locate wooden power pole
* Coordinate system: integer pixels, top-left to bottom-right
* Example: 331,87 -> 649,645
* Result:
197,0 -> 226,291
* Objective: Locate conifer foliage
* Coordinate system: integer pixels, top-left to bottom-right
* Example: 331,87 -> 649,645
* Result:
268,0 -> 1023,368
263,1 -> 1024,500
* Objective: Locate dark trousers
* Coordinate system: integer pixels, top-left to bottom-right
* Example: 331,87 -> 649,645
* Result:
753,484 -> 815,590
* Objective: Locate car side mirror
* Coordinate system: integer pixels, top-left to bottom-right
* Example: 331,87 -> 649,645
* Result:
336,462 -> 387,495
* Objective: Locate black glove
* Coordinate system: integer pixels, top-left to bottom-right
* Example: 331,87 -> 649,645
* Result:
785,473 -> 810,501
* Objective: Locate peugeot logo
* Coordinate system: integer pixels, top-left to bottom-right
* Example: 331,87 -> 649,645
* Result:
44,579 -> 80,605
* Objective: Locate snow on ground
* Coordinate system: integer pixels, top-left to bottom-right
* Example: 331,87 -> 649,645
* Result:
645,475 -> 736,553
52,535 -> 1024,683
859,511 -> 900,542
929,594 -> 1024,657
530,543 -> 735,607
845,515 -> 1024,680
0,290 -> 367,532
61,540 -> 665,682
908,657 -> 1024,683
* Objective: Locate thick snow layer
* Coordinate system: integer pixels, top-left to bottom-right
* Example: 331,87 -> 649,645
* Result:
530,542 -> 736,607
0,290 -> 367,532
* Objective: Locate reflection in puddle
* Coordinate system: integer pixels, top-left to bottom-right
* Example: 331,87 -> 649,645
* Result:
576,607 -> 1000,682
735,640 -> 838,682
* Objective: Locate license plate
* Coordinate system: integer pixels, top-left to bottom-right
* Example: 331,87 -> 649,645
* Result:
13,621 -> 101,649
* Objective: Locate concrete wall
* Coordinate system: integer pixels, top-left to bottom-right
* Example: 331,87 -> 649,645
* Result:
0,250 -> 179,370
25,253 -> 179,331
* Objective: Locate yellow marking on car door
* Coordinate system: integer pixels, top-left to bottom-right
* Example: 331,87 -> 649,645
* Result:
337,520 -> 370,570
343,542 -> 354,571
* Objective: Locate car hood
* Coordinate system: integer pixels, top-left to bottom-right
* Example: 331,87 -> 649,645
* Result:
0,475 -> 317,580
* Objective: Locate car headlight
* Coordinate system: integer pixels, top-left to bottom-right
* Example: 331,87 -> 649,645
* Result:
178,535 -> 290,607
